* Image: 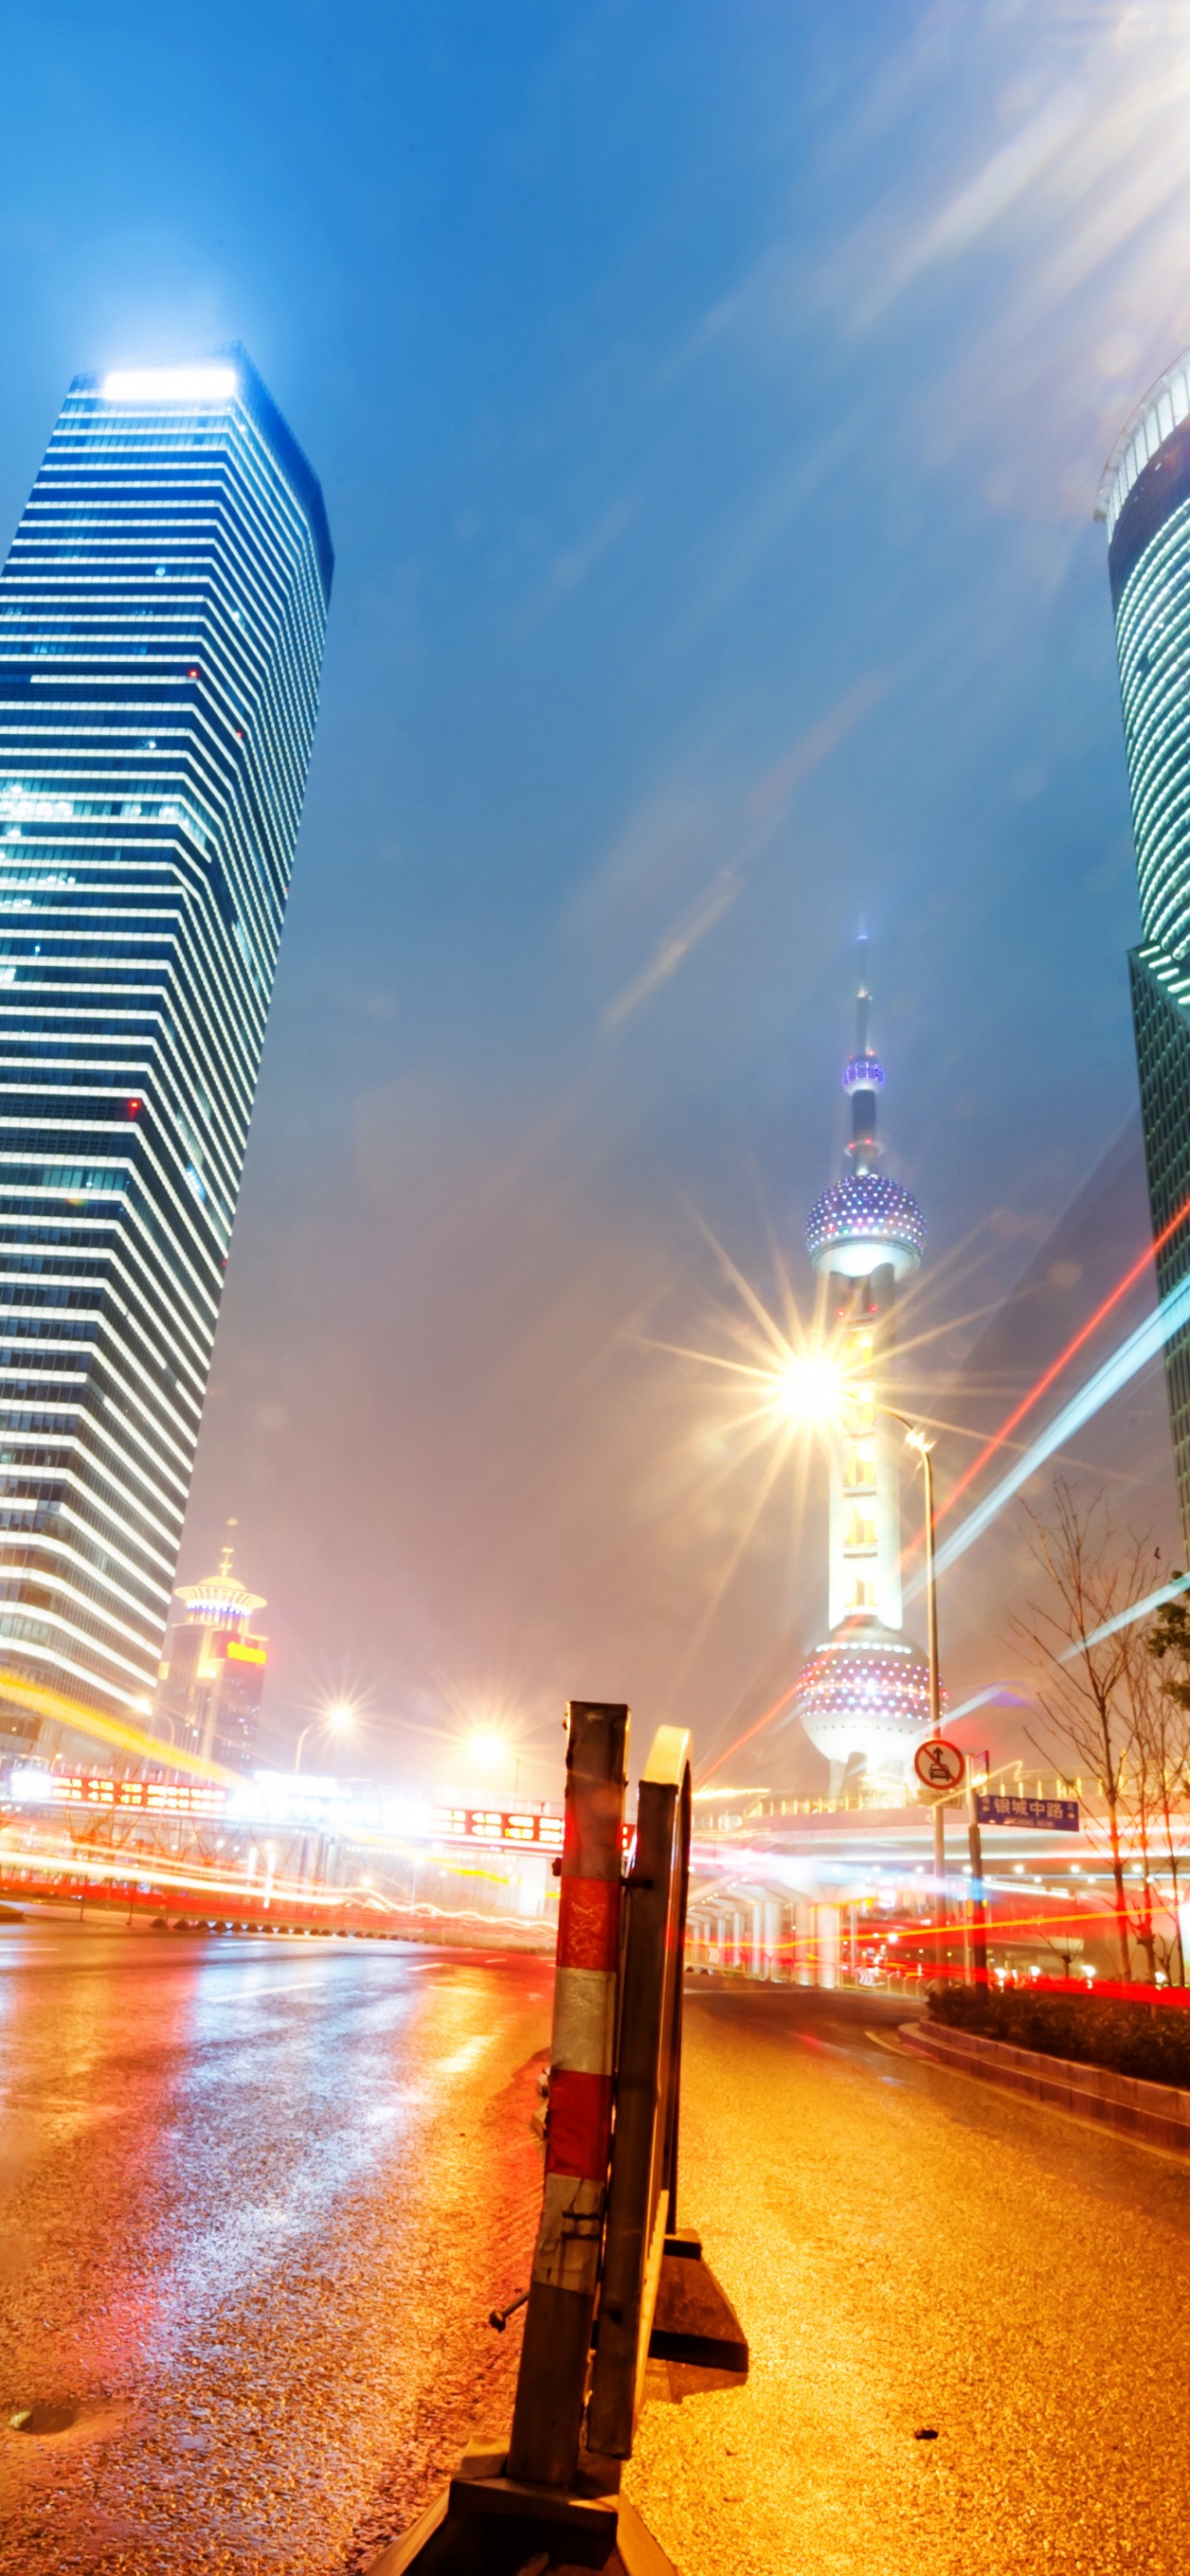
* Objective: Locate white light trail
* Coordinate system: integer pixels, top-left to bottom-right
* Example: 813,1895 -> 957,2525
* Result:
1060,1573 -> 1190,1664
943,1684 -> 1029,1723
923,1271 -> 1190,1586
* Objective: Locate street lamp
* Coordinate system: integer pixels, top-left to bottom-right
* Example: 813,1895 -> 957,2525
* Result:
468,1730 -> 506,1768
293,1701 -> 356,1774
886,1414 -> 946,1941
888,1414 -> 987,1987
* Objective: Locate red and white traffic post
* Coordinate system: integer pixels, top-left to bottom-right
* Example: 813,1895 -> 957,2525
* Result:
506,1697 -> 628,2491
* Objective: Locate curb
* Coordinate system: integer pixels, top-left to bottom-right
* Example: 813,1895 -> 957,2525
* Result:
901,2018 -> 1190,2156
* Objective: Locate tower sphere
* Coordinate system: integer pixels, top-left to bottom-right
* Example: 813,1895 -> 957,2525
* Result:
806,1171 -> 925,1280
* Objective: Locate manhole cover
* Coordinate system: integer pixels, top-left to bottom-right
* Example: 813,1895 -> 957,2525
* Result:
10,2402 -> 79,2436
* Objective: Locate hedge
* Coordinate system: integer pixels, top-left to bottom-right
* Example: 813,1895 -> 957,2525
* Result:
926,1982 -> 1190,2089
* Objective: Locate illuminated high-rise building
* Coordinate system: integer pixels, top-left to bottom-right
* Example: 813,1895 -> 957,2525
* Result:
1101,356 -> 1190,1552
156,1544 -> 267,1770
790,959 -> 933,1795
0,355 -> 331,1756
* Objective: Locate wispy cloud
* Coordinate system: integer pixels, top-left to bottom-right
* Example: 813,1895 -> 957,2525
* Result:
598,672 -> 891,1034
858,83 -> 1089,320
601,867 -> 741,1034
516,494 -> 639,631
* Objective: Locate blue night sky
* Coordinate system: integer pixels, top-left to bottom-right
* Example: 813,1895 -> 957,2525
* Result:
0,0 -> 1186,1792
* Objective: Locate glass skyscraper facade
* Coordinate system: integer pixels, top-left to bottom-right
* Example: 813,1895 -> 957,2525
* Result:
0,354 -> 331,1753
1103,356 -> 1190,1552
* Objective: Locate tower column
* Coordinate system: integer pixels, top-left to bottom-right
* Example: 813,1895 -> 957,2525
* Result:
792,956 -> 935,1799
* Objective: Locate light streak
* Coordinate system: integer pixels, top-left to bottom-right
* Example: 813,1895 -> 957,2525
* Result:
938,1190 -> 1190,1525
925,1268 -> 1190,1586
1060,1572 -> 1190,1663
941,1685 -> 1030,1727
0,1836 -> 551,1943
0,1828 -> 553,1920
0,1668 -> 240,1785
696,1681 -> 801,1785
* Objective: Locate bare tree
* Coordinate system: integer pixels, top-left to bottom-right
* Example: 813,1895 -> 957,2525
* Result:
1116,1622 -> 1161,1983
1014,1481 -> 1159,1983
1143,1584 -> 1190,1984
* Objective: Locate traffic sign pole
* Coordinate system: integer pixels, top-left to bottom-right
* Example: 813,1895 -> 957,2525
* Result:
921,1438 -> 945,1944
913,1736 -> 964,1975
933,1791 -> 946,1949
967,1760 -> 987,1986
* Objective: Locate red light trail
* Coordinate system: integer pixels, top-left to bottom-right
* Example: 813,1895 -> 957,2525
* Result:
695,1682 -> 800,1787
936,1186 -> 1190,1526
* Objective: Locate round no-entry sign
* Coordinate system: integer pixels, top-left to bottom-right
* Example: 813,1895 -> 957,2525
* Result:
913,1737 -> 965,1791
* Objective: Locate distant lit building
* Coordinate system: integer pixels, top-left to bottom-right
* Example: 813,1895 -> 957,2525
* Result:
790,957 -> 934,1796
0,353 -> 331,1753
156,1545 -> 267,1769
1101,355 -> 1190,1550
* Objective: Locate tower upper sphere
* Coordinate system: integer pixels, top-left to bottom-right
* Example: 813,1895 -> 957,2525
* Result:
806,962 -> 924,1277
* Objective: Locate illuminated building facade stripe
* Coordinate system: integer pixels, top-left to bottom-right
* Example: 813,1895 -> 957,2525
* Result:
1103,356 -> 1190,1550
0,354 -> 331,1734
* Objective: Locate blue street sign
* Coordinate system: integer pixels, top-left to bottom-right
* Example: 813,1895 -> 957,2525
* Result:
975,1793 -> 1079,1832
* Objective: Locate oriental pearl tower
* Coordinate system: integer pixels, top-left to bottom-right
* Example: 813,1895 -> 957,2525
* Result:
790,951 -> 937,1798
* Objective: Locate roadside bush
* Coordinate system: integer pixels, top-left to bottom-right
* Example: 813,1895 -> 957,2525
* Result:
926,1983 -> 1190,2088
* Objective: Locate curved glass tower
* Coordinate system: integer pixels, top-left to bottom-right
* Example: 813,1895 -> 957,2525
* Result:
790,962 -> 932,1798
0,355 -> 331,1752
1101,356 -> 1190,1547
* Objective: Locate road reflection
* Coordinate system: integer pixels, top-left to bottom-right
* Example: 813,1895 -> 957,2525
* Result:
0,1922 -> 551,2574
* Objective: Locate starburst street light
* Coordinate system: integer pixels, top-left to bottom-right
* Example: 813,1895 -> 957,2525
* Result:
293,1699 -> 358,1774
467,1730 -> 506,1766
770,1347 -> 848,1427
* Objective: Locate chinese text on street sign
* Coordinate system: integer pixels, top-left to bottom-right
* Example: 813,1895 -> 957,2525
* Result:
975,1794 -> 1079,1832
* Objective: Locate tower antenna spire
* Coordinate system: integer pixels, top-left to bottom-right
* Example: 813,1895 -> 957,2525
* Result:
855,928 -> 870,1058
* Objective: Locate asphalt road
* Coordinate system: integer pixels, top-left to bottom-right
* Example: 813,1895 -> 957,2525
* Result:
629,1981 -> 1188,2576
0,1920 -> 551,2576
0,1928 -> 1186,2574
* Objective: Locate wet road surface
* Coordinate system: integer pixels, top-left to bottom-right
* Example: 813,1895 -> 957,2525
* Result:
0,1921 -> 550,2575
629,1983 -> 1190,2576
1,1931 -> 1187,2573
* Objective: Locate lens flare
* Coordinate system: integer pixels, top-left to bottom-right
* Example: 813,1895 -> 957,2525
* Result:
468,1730 -> 507,1766
771,1349 -> 846,1426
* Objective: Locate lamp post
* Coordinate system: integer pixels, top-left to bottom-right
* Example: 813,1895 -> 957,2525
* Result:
293,1702 -> 355,1775
966,1755 -> 988,1988
905,1428 -> 946,1944
886,1414 -> 947,1956
889,1415 -> 988,1986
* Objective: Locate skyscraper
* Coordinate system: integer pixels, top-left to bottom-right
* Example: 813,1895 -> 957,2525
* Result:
1101,356 -> 1190,1550
790,960 -> 933,1795
0,354 -> 331,1755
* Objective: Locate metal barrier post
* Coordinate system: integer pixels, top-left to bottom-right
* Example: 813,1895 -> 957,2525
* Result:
587,1725 -> 690,2459
506,1698 -> 629,2491
366,1702 -> 744,2576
